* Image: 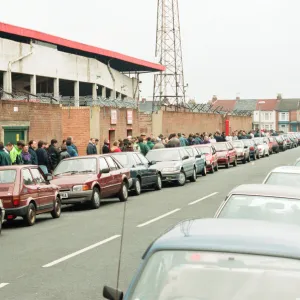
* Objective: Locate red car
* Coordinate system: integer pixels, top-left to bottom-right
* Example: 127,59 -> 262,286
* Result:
193,144 -> 219,173
214,142 -> 237,168
51,155 -> 131,209
0,165 -> 61,226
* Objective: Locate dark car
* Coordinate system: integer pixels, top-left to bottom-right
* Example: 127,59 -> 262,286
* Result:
274,135 -> 287,151
51,155 -> 130,208
242,139 -> 259,160
282,134 -> 293,149
232,140 -> 250,164
214,142 -> 237,168
104,218 -> 300,299
110,152 -> 162,195
146,148 -> 196,186
268,136 -> 279,154
0,166 -> 61,226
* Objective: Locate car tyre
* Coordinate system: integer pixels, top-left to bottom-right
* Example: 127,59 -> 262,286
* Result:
134,178 -> 142,196
90,187 -> 101,209
154,174 -> 162,190
24,203 -> 36,226
189,168 -> 197,182
252,154 -> 256,161
247,155 -> 251,162
225,159 -> 230,169
0,214 -> 2,235
257,152 -> 260,159
210,165 -> 215,174
177,171 -> 186,186
119,181 -> 129,202
202,165 -> 207,176
51,197 -> 61,218
232,157 -> 237,167
242,156 -> 246,164
214,163 -> 219,172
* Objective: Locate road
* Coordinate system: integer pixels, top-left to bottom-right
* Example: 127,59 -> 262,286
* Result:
1,147 -> 300,300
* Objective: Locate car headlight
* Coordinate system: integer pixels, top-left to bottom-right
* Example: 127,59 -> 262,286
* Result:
206,160 -> 211,164
73,185 -> 89,192
162,167 -> 178,172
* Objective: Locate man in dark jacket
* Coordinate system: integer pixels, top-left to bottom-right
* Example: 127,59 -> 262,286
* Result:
28,140 -> 38,165
67,136 -> 78,155
102,139 -> 110,154
59,145 -> 71,161
36,140 -> 49,174
0,142 -> 12,166
87,138 -> 97,155
48,139 -> 60,171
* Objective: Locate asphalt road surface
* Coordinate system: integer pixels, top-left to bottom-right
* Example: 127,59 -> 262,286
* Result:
1,148 -> 300,300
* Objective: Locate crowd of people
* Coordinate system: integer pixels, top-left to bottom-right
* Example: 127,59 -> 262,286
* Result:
0,129 -> 280,170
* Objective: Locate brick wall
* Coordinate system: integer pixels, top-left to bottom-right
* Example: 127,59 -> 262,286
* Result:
0,100 -> 62,143
290,110 -> 297,121
61,107 -> 90,156
139,112 -> 152,135
226,115 -> 253,133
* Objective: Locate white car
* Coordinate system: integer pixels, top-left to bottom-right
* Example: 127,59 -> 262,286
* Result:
0,199 -> 5,234
253,137 -> 269,157
263,166 -> 300,187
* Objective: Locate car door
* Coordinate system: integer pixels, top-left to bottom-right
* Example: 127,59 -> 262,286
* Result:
104,156 -> 122,194
211,146 -> 217,166
194,148 -> 205,171
227,143 -> 235,162
98,157 -> 114,196
180,148 -> 193,176
30,168 -> 52,210
21,168 -> 39,208
136,153 -> 157,186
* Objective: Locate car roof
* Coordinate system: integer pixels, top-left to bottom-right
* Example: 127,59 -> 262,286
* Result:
268,166 -> 300,174
0,165 -> 36,170
148,148 -> 179,152
144,218 -> 300,260
229,184 -> 300,199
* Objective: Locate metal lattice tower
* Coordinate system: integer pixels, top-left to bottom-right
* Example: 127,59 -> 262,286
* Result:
153,0 -> 186,111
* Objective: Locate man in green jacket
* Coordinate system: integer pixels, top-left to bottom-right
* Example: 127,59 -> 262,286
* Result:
138,137 -> 150,156
10,140 -> 25,165
0,142 -> 12,166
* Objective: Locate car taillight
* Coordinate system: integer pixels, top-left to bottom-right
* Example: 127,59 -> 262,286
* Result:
250,146 -> 254,150
13,196 -> 20,206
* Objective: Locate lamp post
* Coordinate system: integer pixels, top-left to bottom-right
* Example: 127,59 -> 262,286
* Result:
258,101 -> 266,137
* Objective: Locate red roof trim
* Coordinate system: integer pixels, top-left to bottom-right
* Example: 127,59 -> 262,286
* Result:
0,22 -> 165,72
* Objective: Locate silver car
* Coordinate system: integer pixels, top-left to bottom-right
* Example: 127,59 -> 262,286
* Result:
263,166 -> 300,187
146,147 -> 196,186
0,199 -> 5,235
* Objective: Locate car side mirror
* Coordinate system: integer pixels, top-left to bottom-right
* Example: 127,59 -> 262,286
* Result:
182,155 -> 189,160
46,174 -> 53,181
103,286 -> 123,300
101,168 -> 110,174
195,154 -> 201,158
244,146 -> 248,149
149,160 -> 156,165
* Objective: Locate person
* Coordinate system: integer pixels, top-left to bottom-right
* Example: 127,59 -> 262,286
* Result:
146,137 -> 154,150
95,139 -> 99,154
4,142 -> 13,155
203,136 -> 210,144
10,140 -> 25,165
87,138 -> 97,155
110,141 -> 121,153
153,138 -> 165,149
36,140 -> 49,174
66,140 -> 78,157
48,139 -> 60,171
59,145 -> 71,161
0,142 -> 12,166
67,136 -> 78,154
102,139 -> 110,154
21,145 -> 33,164
28,140 -> 38,165
138,137 -> 149,156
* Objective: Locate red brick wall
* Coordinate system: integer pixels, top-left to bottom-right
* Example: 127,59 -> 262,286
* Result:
61,107 -> 90,156
139,112 -> 152,135
0,100 -> 62,143
290,110 -> 297,121
226,115 -> 253,133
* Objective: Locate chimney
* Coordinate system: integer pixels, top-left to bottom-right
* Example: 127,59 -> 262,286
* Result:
277,93 -> 282,100
236,96 -> 240,100
212,95 -> 217,103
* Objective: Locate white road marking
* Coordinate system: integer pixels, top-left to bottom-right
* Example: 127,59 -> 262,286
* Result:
42,235 -> 121,268
0,283 -> 9,289
137,208 -> 181,228
188,192 -> 219,205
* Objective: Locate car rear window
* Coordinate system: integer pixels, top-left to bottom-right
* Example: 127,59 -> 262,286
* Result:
0,170 -> 17,183
265,172 -> 300,187
113,154 -> 129,167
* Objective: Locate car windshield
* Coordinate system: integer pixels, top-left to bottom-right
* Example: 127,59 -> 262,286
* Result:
112,154 -> 129,167
0,170 -> 17,183
146,149 -> 181,162
218,195 -> 300,225
128,250 -> 300,300
214,143 -> 228,151
198,147 -> 211,154
53,158 -> 97,175
233,141 -> 244,148
264,172 -> 300,187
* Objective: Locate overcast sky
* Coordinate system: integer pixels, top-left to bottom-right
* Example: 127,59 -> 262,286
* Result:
1,0 -> 300,102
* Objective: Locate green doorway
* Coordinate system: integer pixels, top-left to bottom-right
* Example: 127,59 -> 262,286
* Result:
3,127 -> 27,145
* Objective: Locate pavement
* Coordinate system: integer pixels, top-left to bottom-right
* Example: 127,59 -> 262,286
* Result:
1,147 -> 300,300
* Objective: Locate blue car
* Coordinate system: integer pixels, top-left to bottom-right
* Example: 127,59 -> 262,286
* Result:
103,218 -> 300,299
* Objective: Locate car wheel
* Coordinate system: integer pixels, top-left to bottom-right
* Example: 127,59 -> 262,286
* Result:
23,203 -> 36,226
90,187 -> 101,209
225,159 -> 230,168
233,157 -> 237,167
189,168 -> 197,182
214,163 -> 219,172
202,165 -> 207,176
154,174 -> 162,190
119,181 -> 129,202
257,152 -> 260,159
51,197 -> 61,218
252,154 -> 256,160
134,178 -> 142,196
242,156 -> 246,164
0,214 -> 2,235
262,151 -> 265,158
177,171 -> 186,186
210,165 -> 215,174
247,155 -> 251,162
266,150 -> 270,157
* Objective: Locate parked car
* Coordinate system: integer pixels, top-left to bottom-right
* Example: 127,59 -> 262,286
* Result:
193,144 -> 218,173
184,147 -> 207,176
253,137 -> 269,157
232,140 -> 250,164
214,142 -> 237,168
274,135 -> 287,151
288,134 -> 298,148
103,218 -> 300,299
146,148 -> 196,186
282,134 -> 293,149
294,158 -> 300,166
110,152 -> 162,195
0,199 -> 4,234
242,139 -> 259,160
215,184 -> 300,225
263,136 -> 273,154
268,136 -> 279,154
52,155 -> 130,208
0,166 -> 61,226
263,166 -> 300,187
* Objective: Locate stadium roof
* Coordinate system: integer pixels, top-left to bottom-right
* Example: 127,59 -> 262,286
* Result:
0,22 -> 165,73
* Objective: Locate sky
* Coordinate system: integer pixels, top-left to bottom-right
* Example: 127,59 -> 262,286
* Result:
1,0 -> 300,102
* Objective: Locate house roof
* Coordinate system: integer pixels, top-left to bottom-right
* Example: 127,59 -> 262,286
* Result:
234,99 -> 257,111
211,100 -> 236,112
255,99 -> 279,111
0,22 -> 165,73
276,98 -> 300,111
